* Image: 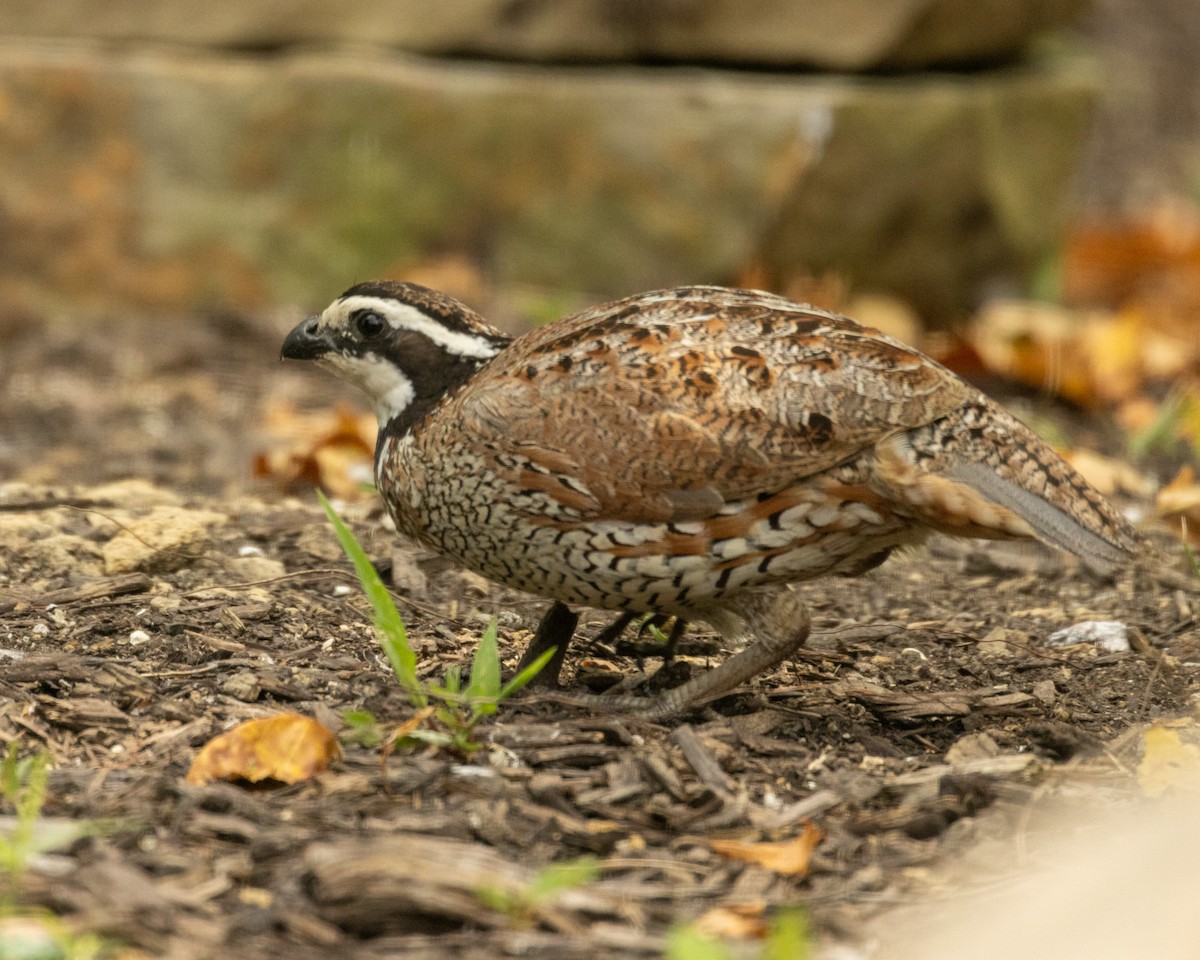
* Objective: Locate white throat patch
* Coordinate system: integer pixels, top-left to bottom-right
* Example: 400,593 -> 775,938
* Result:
319,352 -> 415,426
335,295 -> 501,360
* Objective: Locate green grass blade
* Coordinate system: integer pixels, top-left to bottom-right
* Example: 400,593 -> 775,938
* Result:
527,855 -> 601,901
498,647 -> 556,701
764,909 -> 811,960
317,490 -> 425,706
663,926 -> 730,960
464,619 -> 502,704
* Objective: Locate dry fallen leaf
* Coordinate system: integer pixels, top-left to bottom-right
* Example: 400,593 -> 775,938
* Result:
253,400 -> 375,499
187,713 -> 339,786
1061,449 -> 1156,498
708,821 -> 822,877
693,902 -> 769,940
1155,466 -> 1200,541
844,292 -> 922,347
969,300 -> 1147,406
1063,206 -> 1200,310
1137,720 -> 1200,799
1078,309 -> 1144,404
390,252 -> 489,308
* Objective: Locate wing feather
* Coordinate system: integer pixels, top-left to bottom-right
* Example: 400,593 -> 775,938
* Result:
452,289 -> 973,523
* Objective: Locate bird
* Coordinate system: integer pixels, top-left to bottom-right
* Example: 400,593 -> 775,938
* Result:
281,281 -> 1143,718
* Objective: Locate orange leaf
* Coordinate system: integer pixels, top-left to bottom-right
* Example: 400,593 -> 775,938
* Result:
1079,309 -> 1144,403
708,822 -> 822,877
1061,449 -> 1155,498
693,903 -> 769,940
1063,206 -> 1200,310
969,301 -> 1101,406
186,713 -> 339,786
254,400 -> 376,498
1155,466 -> 1200,542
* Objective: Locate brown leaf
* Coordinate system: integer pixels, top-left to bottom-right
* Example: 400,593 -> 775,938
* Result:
186,713 -> 339,786
693,903 -> 769,940
1155,466 -> 1200,542
1063,206 -> 1200,310
1061,449 -> 1156,498
708,821 -> 822,877
390,253 -> 488,308
969,301 -> 1098,405
254,400 -> 375,498
969,301 -> 1147,406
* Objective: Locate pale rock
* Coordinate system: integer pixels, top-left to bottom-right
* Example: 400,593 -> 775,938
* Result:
976,627 -> 1028,659
0,43 -> 1095,321
945,731 -> 1001,765
1044,620 -> 1130,653
3,0 -> 1087,71
101,506 -> 228,574
89,479 -> 184,509
225,555 -> 288,582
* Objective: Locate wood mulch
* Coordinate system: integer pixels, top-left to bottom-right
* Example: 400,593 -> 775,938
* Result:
0,312 -> 1196,958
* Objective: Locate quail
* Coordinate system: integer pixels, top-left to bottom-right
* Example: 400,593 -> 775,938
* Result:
281,282 -> 1143,718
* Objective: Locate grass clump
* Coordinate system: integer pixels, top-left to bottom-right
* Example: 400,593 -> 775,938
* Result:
319,490 -> 553,755
664,909 -> 812,960
0,744 -> 111,959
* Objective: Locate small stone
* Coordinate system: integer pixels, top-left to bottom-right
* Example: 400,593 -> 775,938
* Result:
946,732 -> 1001,765
221,672 -> 262,701
977,627 -> 1028,659
389,549 -> 429,599
1032,680 -> 1057,705
89,479 -> 183,508
225,555 -> 287,581
127,629 -> 151,645
102,506 -> 228,574
1045,621 -> 1130,653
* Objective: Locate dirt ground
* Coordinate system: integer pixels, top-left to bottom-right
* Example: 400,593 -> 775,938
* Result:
0,310 -> 1197,959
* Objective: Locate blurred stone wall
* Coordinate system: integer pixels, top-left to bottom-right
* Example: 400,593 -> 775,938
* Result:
1,1 -> 1091,320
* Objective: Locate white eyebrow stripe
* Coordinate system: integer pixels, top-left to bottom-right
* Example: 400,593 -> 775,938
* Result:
335,295 -> 501,360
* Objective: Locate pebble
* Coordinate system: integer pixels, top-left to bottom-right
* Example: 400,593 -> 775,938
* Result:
1044,621 -> 1130,652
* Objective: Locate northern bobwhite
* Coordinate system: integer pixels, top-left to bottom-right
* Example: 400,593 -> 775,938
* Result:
281,282 -> 1143,717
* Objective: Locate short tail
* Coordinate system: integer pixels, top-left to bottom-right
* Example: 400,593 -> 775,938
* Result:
945,460 -> 1137,568
875,403 -> 1144,573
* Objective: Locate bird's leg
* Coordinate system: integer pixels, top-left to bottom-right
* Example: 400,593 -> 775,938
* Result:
533,588 -> 810,719
517,608 -> 680,689
588,612 -> 684,660
588,611 -> 640,651
642,616 -> 688,663
515,601 -> 578,688
631,588 -> 810,718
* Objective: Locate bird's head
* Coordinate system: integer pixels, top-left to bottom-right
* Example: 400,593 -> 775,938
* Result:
281,281 -> 511,433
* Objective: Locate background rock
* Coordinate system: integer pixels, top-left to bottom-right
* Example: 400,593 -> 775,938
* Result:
0,42 -> 1092,320
5,0 -> 1086,71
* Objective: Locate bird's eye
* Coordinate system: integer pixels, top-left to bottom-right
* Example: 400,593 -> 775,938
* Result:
353,310 -> 387,339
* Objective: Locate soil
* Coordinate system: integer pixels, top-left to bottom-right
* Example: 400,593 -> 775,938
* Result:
0,311 -> 1197,959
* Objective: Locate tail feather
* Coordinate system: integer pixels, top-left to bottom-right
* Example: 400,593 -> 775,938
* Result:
945,461 -> 1135,569
875,407 -> 1144,573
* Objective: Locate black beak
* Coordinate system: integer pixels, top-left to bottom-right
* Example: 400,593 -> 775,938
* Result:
281,316 -> 333,361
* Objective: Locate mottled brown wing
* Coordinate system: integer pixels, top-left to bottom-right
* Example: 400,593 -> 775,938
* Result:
455,288 -> 976,523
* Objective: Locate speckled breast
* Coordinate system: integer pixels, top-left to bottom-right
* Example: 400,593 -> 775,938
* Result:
377,431 -> 921,615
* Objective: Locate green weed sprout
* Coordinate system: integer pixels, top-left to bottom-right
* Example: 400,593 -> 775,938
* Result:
318,490 -> 554,754
664,908 -> 812,960
476,855 -> 601,925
